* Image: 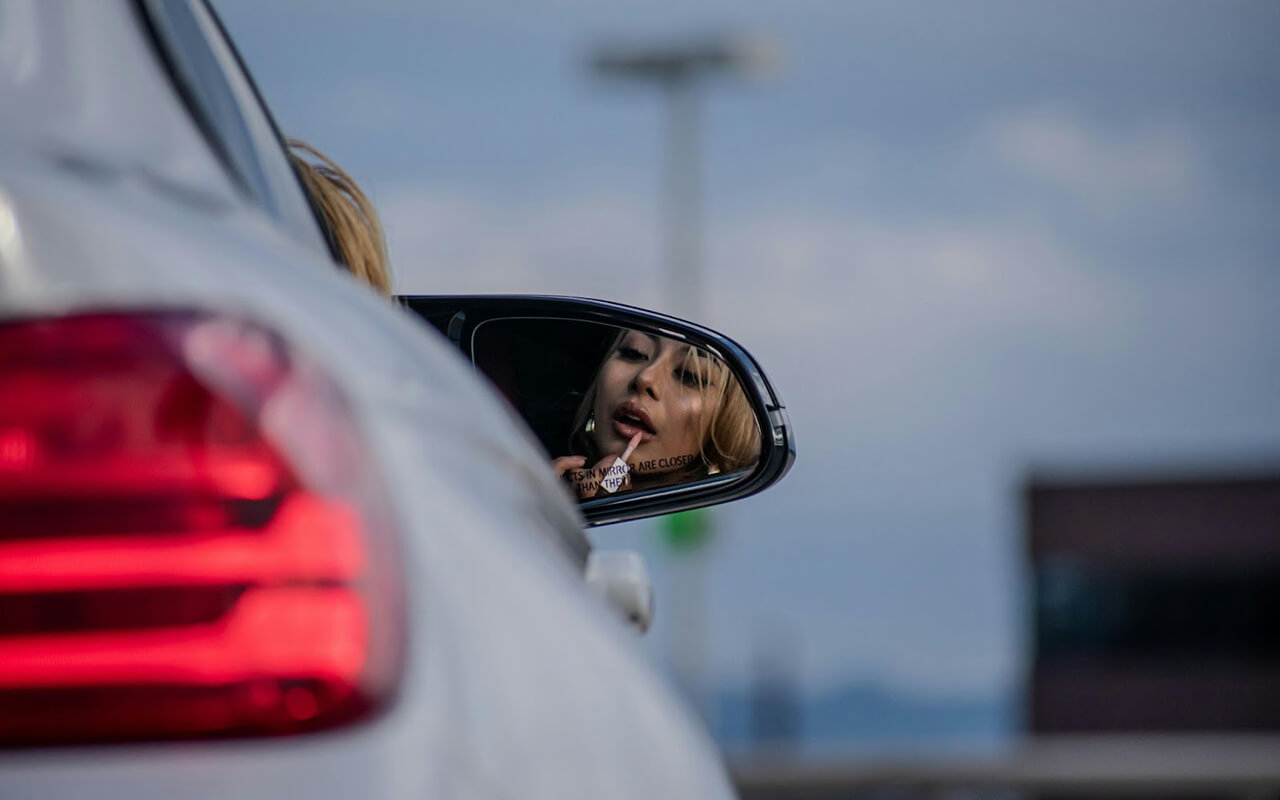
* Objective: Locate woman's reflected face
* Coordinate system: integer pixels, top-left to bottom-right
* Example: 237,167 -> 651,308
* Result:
592,330 -> 721,473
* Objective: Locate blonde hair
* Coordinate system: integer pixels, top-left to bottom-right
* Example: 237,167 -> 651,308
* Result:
689,350 -> 760,474
287,138 -> 391,295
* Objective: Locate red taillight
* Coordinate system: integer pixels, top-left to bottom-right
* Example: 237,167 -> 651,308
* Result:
0,312 -> 402,745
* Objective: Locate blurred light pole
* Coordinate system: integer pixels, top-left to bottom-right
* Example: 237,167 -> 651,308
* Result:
587,34 -> 781,724
589,35 -> 780,320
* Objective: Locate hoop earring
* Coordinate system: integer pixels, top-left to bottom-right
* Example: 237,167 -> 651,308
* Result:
584,413 -> 595,434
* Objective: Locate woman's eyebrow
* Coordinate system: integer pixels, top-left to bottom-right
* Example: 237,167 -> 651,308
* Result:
617,332 -> 654,351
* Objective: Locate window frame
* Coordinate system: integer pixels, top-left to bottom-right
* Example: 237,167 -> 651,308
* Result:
134,0 -> 333,259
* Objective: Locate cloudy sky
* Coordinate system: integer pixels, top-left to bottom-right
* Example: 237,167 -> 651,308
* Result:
217,0 -> 1280,724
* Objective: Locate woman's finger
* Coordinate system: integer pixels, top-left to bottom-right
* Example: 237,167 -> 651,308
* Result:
568,457 -> 619,500
552,455 -> 587,478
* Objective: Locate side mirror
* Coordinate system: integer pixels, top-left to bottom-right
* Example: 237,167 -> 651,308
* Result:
585,550 -> 654,633
400,296 -> 794,526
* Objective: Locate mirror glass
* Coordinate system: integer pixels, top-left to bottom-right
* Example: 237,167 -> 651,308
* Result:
472,318 -> 763,503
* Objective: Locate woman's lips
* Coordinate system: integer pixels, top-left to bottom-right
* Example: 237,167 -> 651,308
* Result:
612,402 -> 655,442
612,419 -> 654,443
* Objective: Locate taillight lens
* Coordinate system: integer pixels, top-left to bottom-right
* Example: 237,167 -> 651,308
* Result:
0,312 -> 402,746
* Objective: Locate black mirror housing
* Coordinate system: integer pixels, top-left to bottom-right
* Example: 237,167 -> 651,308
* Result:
400,295 -> 795,527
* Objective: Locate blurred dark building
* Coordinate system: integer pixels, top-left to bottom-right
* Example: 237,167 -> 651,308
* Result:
1027,471 -> 1280,733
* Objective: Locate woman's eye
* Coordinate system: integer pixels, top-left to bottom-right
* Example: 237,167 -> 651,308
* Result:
677,368 -> 705,389
617,346 -> 647,362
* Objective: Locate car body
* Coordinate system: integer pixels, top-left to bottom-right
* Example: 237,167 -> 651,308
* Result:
0,1 -> 736,797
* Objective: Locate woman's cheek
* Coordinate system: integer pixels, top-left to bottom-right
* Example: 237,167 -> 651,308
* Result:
683,397 -> 704,432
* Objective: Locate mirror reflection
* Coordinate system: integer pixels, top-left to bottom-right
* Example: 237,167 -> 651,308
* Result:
473,319 -> 761,502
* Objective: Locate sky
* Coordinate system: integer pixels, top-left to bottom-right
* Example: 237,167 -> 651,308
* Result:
216,0 -> 1280,731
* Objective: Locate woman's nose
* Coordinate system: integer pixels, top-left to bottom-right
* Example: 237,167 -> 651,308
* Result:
632,363 -> 662,399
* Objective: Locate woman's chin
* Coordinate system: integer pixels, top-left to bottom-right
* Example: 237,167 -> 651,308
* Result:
592,430 -> 625,455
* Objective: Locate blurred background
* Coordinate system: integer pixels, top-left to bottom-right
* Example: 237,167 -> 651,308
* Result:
215,0 -> 1280,779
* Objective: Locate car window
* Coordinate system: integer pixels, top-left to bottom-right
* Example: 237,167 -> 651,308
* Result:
139,0 -> 329,256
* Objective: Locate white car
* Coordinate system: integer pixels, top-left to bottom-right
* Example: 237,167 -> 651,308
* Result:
0,1 -> 793,798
